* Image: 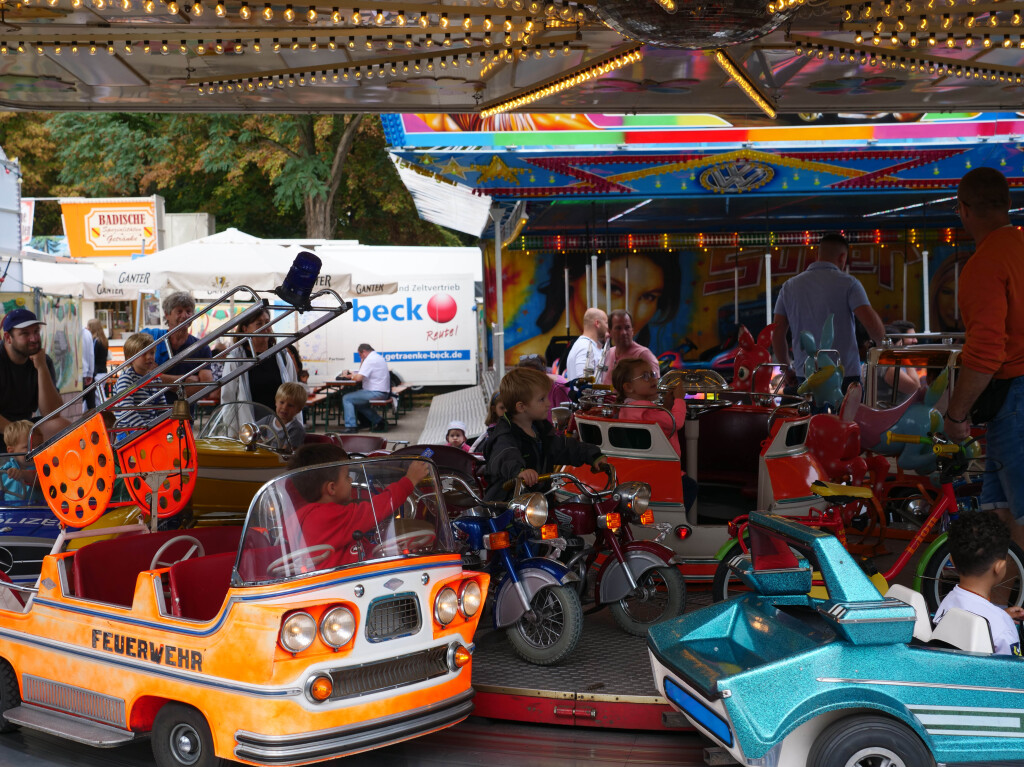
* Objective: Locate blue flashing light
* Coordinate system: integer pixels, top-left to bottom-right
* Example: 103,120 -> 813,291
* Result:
664,677 -> 733,747
276,250 -> 322,309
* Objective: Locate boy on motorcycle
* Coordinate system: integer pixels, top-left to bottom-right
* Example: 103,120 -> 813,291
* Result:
484,367 -> 610,502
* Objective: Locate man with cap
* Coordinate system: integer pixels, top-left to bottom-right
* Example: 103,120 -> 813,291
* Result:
0,308 -> 62,428
337,343 -> 391,433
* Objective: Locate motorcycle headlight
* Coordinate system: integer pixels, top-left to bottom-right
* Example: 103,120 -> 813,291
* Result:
239,422 -> 259,446
435,586 -> 459,625
279,611 -> 317,653
613,482 -> 651,517
509,492 -> 548,528
459,580 -> 482,618
320,606 -> 356,649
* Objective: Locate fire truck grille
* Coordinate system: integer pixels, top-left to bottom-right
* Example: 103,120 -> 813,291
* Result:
328,646 -> 450,699
365,593 -> 421,642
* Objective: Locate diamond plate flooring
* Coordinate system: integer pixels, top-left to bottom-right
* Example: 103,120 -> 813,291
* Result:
472,589 -> 714,698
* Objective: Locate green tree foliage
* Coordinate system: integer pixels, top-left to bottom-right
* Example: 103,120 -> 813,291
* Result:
1,112 -> 468,244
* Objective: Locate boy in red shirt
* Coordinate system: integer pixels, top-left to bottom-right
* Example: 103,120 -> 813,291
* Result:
288,443 -> 430,567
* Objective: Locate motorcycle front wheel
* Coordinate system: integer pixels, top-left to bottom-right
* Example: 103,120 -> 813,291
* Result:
609,565 -> 686,636
506,585 -> 583,666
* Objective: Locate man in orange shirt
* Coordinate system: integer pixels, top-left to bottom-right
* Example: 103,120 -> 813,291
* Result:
944,167 -> 1024,547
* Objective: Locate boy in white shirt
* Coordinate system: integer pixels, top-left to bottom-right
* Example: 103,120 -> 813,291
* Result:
934,510 -> 1024,656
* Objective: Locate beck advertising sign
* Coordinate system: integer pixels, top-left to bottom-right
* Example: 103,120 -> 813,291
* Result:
61,197 -> 161,259
298,273 -> 477,386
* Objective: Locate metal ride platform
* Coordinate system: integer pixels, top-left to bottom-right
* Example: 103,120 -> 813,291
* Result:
470,589 -> 715,733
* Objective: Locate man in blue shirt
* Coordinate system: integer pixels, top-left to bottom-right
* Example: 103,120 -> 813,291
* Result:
140,291 -> 213,404
771,233 -> 886,394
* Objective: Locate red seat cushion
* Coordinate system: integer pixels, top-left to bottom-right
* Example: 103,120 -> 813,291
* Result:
73,526 -> 242,607
169,552 -> 236,621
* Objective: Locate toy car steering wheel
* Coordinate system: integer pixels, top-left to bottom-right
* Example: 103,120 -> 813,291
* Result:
150,535 -> 206,570
267,544 -> 335,577
371,529 -> 436,557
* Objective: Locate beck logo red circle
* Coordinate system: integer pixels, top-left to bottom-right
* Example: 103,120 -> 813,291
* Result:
427,294 -> 457,323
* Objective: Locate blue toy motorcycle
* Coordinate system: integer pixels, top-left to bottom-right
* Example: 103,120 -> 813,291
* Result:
445,476 -> 583,666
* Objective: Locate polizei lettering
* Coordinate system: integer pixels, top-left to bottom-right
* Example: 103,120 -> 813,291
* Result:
91,629 -> 203,672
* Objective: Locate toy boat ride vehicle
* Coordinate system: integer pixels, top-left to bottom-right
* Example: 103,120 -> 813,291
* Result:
648,512 -> 1023,767
0,453 -> 487,767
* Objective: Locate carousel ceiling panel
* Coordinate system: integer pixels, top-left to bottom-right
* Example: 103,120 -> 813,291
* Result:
2,0 -> 1024,112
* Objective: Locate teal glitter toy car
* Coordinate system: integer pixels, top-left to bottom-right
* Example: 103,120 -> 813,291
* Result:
648,511 -> 1022,767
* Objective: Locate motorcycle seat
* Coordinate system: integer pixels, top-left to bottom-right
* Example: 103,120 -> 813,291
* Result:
811,479 -> 874,506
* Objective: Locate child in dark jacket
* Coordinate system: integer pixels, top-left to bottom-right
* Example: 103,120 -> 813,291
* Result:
484,367 -> 608,502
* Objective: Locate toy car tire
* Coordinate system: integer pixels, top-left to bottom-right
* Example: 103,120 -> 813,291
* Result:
152,702 -> 223,767
0,659 -> 20,733
807,714 -> 935,767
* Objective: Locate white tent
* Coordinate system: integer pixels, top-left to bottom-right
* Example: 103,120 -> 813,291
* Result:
100,230 -> 396,300
15,257 -> 129,300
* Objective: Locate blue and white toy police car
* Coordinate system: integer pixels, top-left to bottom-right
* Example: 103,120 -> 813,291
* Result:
648,511 -> 1022,767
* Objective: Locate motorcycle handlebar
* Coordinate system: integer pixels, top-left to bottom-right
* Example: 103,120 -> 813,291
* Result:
501,465 -> 617,496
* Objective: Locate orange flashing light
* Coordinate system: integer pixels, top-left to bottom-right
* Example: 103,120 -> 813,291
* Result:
540,523 -> 558,540
453,646 -> 472,668
310,675 -> 333,701
483,531 -> 510,549
639,509 -> 655,525
604,513 -> 622,530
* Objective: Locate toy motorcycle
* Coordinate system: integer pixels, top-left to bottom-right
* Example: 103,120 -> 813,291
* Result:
445,476 -> 583,666
540,467 -> 686,636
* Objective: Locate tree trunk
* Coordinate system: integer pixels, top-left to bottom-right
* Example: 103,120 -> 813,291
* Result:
302,114 -> 365,239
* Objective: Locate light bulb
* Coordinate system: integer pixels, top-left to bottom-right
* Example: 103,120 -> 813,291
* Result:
283,4 -> 294,21
192,0 -> 203,15
262,3 -> 273,19
374,9 -> 383,23
331,6 -> 340,22
166,0 -> 179,12
215,1 -> 225,14
239,2 -> 250,17
161,40 -> 169,53
351,7 -> 359,23
306,5 -> 315,20
396,9 -> 405,24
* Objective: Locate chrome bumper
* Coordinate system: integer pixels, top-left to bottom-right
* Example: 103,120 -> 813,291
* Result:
233,689 -> 475,765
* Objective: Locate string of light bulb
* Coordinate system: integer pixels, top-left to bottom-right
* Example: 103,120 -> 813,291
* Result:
15,0 -> 587,23
477,45 -> 641,117
708,48 -> 777,119
791,33 -> 1024,81
193,38 -> 577,91
0,20 -> 567,54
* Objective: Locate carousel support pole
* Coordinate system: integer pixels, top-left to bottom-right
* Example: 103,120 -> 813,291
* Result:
605,256 -> 611,314
903,256 -> 908,322
733,262 -> 740,326
584,263 -> 592,306
922,249 -> 931,334
490,209 -> 506,381
764,252 -> 772,326
590,254 -> 598,311
954,259 -> 960,321
564,266 -> 570,336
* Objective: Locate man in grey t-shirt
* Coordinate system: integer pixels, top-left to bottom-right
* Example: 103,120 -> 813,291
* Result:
771,233 -> 886,393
